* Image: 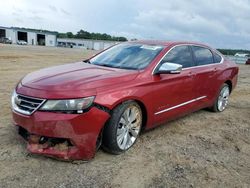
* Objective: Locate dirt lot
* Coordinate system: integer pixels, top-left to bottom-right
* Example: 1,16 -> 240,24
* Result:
0,44 -> 249,188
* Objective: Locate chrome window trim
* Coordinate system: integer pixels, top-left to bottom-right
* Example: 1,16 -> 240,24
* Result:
152,44 -> 224,75
12,92 -> 46,115
154,96 -> 207,115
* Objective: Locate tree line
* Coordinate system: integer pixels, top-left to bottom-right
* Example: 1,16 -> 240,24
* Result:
217,49 -> 250,56
57,30 -> 127,41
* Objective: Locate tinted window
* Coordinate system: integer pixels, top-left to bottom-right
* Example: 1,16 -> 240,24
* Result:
213,52 -> 222,63
192,46 -> 214,65
90,43 -> 163,70
161,46 -> 193,68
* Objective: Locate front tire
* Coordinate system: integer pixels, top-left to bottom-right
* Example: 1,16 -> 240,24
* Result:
211,83 -> 230,112
102,101 -> 142,154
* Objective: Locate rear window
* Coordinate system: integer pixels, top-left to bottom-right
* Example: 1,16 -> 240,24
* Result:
192,46 -> 214,66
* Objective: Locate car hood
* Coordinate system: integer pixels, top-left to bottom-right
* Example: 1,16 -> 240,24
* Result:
21,62 -> 139,91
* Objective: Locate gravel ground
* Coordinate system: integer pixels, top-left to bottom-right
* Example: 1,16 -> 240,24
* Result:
0,44 -> 249,188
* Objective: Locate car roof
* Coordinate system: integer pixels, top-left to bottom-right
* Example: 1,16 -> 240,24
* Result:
129,40 -> 211,48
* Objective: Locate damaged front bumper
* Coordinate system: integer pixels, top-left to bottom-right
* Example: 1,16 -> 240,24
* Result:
12,107 -> 110,160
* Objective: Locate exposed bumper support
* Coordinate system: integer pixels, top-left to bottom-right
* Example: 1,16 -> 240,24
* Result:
13,107 -> 110,160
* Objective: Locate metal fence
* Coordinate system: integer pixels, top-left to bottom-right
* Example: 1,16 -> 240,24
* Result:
225,55 -> 248,64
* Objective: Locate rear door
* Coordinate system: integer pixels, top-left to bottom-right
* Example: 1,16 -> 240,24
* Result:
152,45 -> 197,126
190,46 -> 222,108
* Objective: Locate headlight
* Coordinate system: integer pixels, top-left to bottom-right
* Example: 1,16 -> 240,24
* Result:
11,90 -> 18,110
39,96 -> 95,113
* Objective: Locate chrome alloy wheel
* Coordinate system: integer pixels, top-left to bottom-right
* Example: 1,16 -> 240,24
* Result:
217,86 -> 230,111
116,105 -> 142,150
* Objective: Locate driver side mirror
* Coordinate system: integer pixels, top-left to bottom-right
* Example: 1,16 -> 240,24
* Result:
154,62 -> 182,75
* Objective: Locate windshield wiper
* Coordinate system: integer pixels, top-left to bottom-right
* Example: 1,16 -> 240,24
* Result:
92,63 -> 138,70
98,64 -> 121,68
83,59 -> 91,64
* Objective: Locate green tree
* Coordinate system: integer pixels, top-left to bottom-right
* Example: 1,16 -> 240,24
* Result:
66,32 -> 74,38
57,29 -> 128,41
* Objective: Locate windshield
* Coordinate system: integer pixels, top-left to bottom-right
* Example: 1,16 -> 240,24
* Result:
89,43 -> 164,70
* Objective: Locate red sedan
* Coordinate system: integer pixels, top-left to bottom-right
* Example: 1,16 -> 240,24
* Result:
11,41 -> 238,160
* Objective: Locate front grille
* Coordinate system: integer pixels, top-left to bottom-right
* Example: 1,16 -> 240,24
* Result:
14,94 -> 45,115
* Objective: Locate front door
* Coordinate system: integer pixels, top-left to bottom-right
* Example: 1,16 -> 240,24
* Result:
152,45 -> 196,126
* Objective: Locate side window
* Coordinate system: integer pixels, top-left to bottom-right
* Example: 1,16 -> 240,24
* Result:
161,46 -> 193,68
192,46 -> 214,65
213,52 -> 222,63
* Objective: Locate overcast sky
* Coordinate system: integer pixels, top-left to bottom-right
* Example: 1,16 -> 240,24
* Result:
1,0 -> 250,49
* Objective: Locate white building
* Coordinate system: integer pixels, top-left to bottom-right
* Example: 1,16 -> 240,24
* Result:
0,26 -> 57,46
57,38 -> 120,50
234,53 -> 249,57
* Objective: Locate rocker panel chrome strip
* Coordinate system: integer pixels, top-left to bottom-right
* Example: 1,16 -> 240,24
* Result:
155,96 -> 207,115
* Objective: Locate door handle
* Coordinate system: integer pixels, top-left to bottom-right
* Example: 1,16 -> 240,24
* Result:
207,68 -> 217,73
211,68 -> 217,73
188,71 -> 195,77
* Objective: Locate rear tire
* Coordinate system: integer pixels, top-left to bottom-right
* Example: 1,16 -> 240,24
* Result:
211,83 -> 230,112
102,101 -> 142,154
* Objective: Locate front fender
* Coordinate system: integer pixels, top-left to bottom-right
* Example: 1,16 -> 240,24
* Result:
94,87 -> 154,129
